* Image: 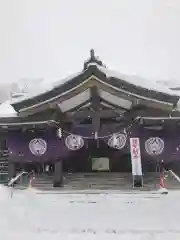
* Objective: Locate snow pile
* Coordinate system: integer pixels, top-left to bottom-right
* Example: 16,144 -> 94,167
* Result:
0,190 -> 180,239
158,187 -> 168,194
13,188 -> 40,211
0,185 -> 12,203
23,186 -> 41,200
0,101 -> 17,117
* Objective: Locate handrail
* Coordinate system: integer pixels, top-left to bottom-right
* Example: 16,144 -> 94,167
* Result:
7,171 -> 28,187
168,170 -> 180,184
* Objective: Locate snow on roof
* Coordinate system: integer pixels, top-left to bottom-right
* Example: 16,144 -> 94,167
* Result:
11,72 -> 81,104
157,79 -> 180,90
10,65 -> 180,106
0,101 -> 17,117
52,72 -> 81,88
97,65 -> 179,96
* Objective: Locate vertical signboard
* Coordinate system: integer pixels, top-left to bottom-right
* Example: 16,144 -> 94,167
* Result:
130,137 -> 142,176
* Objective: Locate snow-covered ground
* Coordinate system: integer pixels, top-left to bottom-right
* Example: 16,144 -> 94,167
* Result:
1,186 -> 180,239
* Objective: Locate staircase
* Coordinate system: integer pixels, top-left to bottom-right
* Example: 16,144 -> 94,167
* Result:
164,171 -> 180,189
13,174 -> 53,190
12,172 -> 170,191
63,172 -> 133,190
144,171 -> 180,190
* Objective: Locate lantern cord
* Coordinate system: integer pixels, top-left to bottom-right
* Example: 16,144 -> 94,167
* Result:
60,118 -> 139,139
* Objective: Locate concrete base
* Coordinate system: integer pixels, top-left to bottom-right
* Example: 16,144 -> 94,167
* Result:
53,161 -> 63,188
53,181 -> 63,188
133,175 -> 143,188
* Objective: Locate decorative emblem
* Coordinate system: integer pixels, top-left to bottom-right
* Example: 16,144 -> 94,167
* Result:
29,138 -> 47,156
65,134 -> 84,150
108,133 -> 127,150
145,137 -> 164,155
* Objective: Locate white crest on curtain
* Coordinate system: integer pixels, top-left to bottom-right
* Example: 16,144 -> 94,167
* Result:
29,138 -> 47,156
145,137 -> 164,155
108,133 -> 127,150
65,134 -> 84,150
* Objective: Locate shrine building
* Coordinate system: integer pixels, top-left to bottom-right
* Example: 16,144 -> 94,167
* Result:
0,49 -> 180,188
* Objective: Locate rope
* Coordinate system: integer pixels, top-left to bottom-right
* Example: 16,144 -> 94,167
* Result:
60,118 -> 139,139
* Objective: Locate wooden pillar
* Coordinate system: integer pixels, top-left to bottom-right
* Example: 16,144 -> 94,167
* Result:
90,86 -> 101,138
8,162 -> 16,181
53,160 -> 63,187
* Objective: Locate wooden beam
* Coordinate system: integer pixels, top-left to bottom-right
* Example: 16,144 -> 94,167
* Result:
66,109 -> 124,119
100,98 -> 128,110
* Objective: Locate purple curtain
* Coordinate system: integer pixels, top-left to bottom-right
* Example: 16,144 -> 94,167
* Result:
6,125 -> 180,163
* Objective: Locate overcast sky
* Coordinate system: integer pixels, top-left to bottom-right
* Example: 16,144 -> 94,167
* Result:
0,0 -> 180,84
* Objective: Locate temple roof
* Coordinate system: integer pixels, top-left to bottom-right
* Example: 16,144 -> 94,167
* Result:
2,49 -> 180,118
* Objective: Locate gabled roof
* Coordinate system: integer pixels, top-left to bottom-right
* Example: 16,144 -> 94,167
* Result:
10,49 -> 180,114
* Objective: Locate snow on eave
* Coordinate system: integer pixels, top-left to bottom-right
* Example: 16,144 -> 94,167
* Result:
0,101 -> 17,118
10,71 -> 82,105
97,65 -> 180,97
157,79 -> 180,90
52,71 -> 82,88
9,64 -> 180,107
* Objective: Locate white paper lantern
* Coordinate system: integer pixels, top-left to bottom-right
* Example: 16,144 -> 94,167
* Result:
65,134 -> 84,150
145,137 -> 164,155
108,133 -> 127,150
29,138 -> 47,156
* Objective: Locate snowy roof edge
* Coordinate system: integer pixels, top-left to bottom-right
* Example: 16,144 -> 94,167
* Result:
9,51 -> 180,106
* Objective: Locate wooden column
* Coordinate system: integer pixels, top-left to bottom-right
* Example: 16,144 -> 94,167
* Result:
53,160 -> 63,187
8,163 -> 16,181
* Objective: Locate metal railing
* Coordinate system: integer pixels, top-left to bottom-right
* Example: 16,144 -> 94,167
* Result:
7,171 -> 35,198
168,170 -> 180,184
7,171 -> 30,187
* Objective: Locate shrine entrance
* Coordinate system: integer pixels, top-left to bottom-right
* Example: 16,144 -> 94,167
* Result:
63,140 -> 132,173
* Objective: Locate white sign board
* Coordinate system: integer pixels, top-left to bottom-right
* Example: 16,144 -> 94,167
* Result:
130,138 -> 142,176
92,157 -> 109,171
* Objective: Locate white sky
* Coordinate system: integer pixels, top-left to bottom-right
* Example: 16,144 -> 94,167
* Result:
0,0 -> 180,84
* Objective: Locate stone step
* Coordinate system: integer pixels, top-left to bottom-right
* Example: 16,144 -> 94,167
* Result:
14,172 -> 180,191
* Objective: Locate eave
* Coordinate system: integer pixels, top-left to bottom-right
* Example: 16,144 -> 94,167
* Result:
0,119 -> 58,130
11,64 -> 179,116
137,116 -> 180,128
